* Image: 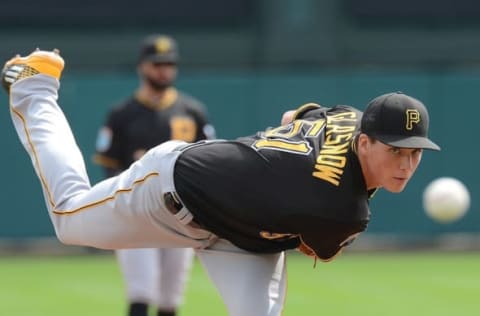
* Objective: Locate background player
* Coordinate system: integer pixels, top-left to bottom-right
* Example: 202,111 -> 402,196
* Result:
93,35 -> 216,316
3,49 -> 440,316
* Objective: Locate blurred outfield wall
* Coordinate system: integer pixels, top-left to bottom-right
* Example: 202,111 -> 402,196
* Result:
0,69 -> 478,239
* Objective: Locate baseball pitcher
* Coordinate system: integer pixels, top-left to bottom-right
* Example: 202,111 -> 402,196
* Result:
3,49 -> 440,316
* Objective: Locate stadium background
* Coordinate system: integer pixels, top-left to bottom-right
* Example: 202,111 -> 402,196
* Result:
0,0 -> 478,247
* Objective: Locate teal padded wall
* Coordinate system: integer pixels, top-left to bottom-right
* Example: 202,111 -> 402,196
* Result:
0,69 -> 478,238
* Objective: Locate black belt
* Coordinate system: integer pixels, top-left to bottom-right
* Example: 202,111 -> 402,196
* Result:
163,192 -> 203,229
163,191 -> 183,214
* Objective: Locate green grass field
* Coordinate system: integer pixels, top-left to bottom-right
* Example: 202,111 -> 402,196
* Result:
1,251 -> 479,316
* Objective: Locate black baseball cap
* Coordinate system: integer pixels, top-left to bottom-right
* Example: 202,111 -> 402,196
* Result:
361,92 -> 441,151
139,34 -> 179,64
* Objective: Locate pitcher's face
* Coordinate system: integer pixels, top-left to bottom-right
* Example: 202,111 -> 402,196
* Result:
359,135 -> 423,193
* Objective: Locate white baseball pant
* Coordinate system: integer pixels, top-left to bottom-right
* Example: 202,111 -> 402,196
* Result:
116,248 -> 194,310
9,75 -> 287,316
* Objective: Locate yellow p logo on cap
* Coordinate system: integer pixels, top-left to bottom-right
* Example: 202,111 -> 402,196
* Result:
155,37 -> 172,54
406,109 -> 420,130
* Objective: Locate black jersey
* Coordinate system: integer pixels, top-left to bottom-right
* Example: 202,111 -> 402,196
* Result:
174,103 -> 373,261
95,87 -> 214,171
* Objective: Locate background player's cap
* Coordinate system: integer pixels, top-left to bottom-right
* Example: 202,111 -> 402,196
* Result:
361,92 -> 441,151
139,34 -> 179,64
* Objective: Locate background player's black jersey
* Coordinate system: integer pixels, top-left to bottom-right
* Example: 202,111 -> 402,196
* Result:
174,104 -> 372,261
95,87 -> 214,171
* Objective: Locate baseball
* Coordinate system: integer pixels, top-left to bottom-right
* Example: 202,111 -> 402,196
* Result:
422,177 -> 470,223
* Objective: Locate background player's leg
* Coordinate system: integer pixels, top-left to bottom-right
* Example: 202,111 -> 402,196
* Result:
196,240 -> 287,316
116,248 -> 157,316
155,248 -> 195,315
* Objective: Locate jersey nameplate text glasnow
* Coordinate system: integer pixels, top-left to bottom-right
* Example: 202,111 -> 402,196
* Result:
313,111 -> 357,186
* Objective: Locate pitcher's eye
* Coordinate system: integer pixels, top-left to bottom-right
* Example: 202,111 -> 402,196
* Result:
389,147 -> 401,155
412,148 -> 423,156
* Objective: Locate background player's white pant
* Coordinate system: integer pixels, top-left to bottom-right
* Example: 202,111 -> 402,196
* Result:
9,75 -> 287,316
116,248 -> 194,310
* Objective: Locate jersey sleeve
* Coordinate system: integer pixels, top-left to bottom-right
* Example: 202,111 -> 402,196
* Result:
92,108 -> 125,172
184,97 -> 216,140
